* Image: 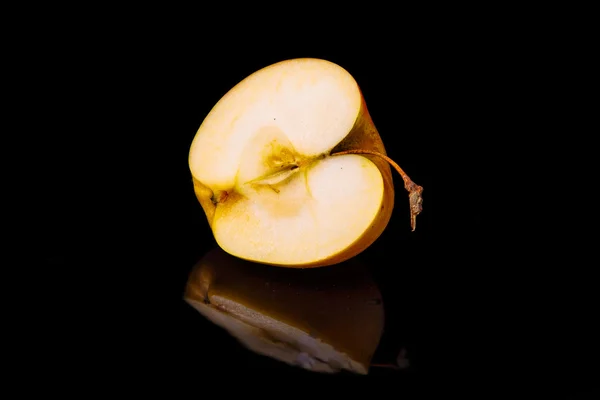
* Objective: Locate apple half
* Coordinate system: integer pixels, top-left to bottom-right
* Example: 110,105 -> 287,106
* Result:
184,248 -> 385,374
189,58 -> 422,267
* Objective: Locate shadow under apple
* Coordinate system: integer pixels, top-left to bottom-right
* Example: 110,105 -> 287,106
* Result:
184,247 -> 385,374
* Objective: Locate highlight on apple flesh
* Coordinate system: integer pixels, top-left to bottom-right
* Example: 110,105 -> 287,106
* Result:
189,58 -> 423,267
184,247 -> 385,374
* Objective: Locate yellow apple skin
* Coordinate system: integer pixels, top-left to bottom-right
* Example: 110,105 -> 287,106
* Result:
192,94 -> 394,268
184,247 -> 385,373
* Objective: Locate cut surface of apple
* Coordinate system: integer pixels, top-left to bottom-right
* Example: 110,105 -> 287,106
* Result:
189,58 -> 421,267
184,248 -> 385,374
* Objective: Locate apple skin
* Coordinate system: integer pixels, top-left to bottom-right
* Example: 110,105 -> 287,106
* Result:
192,93 -> 395,268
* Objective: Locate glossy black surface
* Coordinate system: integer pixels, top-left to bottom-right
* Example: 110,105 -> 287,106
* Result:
35,21 -> 595,393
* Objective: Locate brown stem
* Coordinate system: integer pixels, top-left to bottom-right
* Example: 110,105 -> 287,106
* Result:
331,149 -> 423,231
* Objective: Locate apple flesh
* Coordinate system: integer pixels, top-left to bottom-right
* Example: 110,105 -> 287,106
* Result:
189,58 -> 420,267
184,248 -> 385,374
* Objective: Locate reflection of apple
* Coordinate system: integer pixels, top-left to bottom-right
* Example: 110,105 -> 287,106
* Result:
184,247 -> 384,374
189,58 -> 422,267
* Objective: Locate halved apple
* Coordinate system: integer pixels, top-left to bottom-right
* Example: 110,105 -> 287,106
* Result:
189,58 -> 422,267
184,248 -> 384,374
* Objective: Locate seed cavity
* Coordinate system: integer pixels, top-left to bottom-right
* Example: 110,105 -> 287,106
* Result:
245,165 -> 300,186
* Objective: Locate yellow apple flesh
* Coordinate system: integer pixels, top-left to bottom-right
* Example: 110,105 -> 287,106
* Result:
189,58 -> 395,267
184,248 -> 385,374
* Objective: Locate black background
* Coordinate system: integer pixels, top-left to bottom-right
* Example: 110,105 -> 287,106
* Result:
28,8 -> 596,395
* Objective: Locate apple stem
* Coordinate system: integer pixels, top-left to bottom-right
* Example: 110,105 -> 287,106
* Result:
331,149 -> 423,231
